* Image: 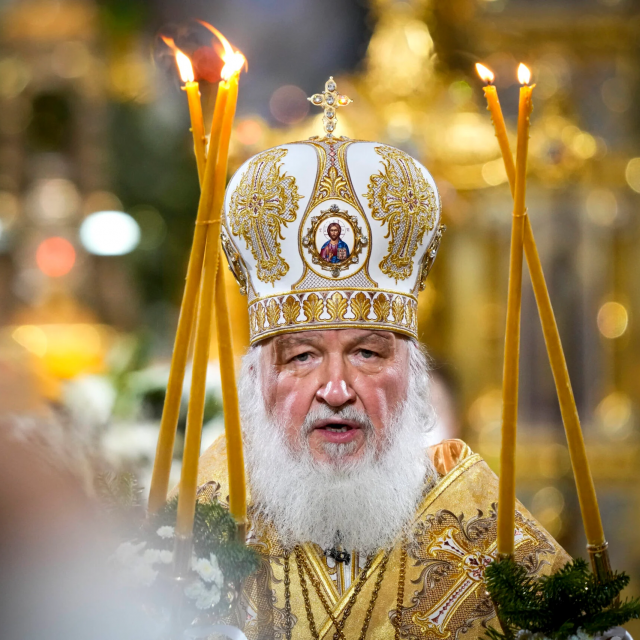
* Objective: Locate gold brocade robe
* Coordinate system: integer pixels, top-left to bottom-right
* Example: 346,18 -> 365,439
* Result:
194,438 -> 570,640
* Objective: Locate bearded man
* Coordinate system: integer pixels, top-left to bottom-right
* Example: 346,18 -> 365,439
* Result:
198,95 -> 569,639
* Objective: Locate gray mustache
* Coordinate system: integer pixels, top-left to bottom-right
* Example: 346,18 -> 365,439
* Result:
300,405 -> 375,438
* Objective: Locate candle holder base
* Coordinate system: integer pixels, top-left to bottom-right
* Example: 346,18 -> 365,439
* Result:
173,534 -> 195,577
235,520 -> 247,544
587,541 -> 613,583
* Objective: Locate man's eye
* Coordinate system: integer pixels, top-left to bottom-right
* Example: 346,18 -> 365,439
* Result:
359,349 -> 376,359
293,352 -> 311,362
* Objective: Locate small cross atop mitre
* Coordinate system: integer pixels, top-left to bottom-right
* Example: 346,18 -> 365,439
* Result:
308,76 -> 352,137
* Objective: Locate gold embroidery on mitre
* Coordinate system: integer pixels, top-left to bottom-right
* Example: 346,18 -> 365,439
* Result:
350,291 -> 371,321
326,291 -> 348,321
318,165 -> 349,200
366,145 -> 438,282
247,289 -> 419,343
305,138 -> 360,210
302,292 -> 324,323
228,148 -> 303,285
282,295 -> 301,325
373,292 -> 391,322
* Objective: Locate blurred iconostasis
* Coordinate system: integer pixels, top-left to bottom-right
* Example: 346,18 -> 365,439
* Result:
0,0 -> 638,621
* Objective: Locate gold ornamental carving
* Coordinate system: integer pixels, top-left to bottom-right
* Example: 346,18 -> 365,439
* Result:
365,145 -> 438,282
228,148 -> 303,285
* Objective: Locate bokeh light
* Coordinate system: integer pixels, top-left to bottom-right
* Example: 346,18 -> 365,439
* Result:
624,157 -> 640,192
236,118 -> 264,146
42,324 -> 104,379
269,85 -> 309,125
467,388 -> 502,435
0,56 -> 31,98
36,237 -> 76,277
12,324 -> 48,357
601,77 -> 631,113
585,188 -> 618,226
28,178 -> 80,221
385,103 -> 413,142
597,301 -> 629,339
80,211 -> 140,256
482,158 -> 508,186
596,391 -> 633,440
570,131 -> 597,159
51,41 -> 92,79
530,486 -> 565,536
0,191 -> 20,225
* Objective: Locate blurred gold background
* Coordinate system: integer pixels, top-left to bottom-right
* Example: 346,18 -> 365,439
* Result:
0,0 -> 638,630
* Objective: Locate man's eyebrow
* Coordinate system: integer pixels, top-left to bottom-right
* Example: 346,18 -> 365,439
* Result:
350,332 -> 394,347
273,334 -> 322,350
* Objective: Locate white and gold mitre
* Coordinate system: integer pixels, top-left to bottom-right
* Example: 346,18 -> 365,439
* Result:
222,77 -> 444,344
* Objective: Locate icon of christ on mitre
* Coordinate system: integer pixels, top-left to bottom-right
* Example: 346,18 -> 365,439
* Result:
194,78 -> 570,640
320,222 -> 350,264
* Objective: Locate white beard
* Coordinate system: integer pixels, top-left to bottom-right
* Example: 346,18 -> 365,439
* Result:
238,340 -> 437,555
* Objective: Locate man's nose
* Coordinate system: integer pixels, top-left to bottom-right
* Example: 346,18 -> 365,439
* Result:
316,379 -> 356,407
315,361 -> 357,407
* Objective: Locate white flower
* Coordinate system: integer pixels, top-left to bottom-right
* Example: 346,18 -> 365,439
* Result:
184,579 -> 221,610
184,579 -> 207,600
159,550 -> 173,564
195,584 -> 221,610
133,561 -> 158,587
114,540 -> 146,566
143,548 -> 163,565
156,526 -> 175,539
192,554 -> 223,586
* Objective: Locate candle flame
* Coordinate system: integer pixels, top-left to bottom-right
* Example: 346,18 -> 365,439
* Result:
517,63 -> 531,85
197,20 -> 246,81
475,62 -> 494,84
162,36 -> 195,83
176,50 -> 195,83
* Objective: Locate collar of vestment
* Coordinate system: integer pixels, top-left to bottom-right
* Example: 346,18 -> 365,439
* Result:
190,438 -> 570,640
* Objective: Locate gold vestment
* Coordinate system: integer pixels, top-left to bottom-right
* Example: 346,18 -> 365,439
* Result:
194,438 -> 570,640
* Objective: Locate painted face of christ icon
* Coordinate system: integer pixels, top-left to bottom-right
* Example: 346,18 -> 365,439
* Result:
319,222 -> 351,264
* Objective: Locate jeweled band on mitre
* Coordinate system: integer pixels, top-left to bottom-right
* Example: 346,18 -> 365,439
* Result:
222,133 -> 443,344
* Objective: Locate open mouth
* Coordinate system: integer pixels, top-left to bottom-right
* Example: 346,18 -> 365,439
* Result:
312,419 -> 362,443
313,419 -> 361,432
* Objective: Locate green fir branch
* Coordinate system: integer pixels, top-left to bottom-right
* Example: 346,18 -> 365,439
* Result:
146,497 -> 259,585
485,557 -> 640,640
